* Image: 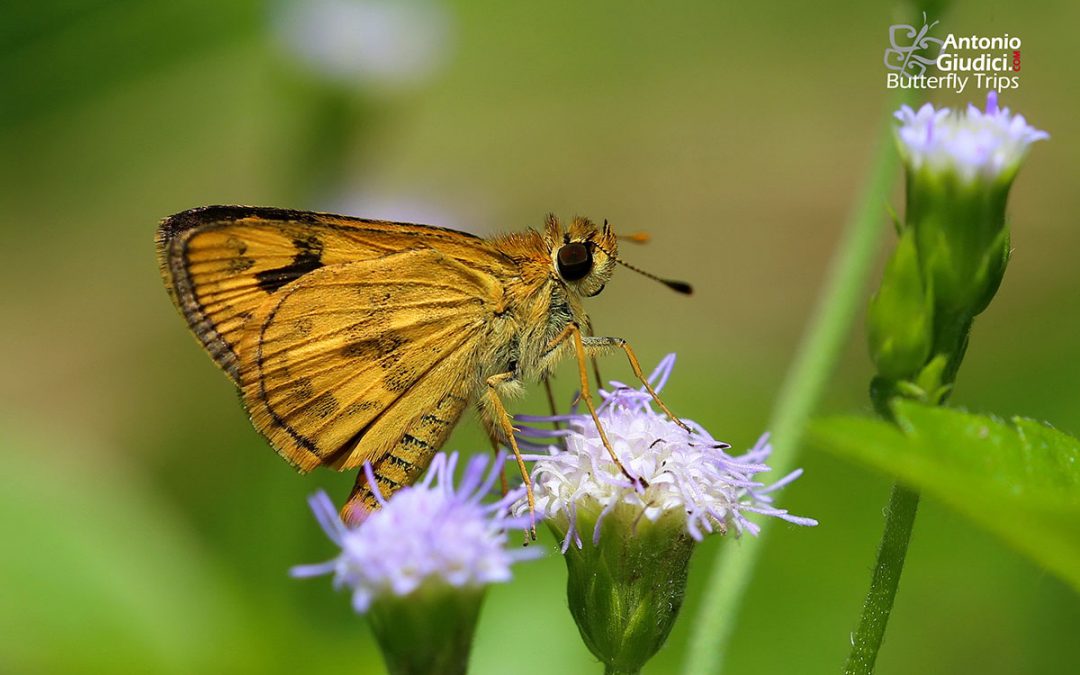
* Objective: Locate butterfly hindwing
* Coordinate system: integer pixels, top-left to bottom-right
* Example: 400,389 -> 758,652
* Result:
236,247 -> 507,473
156,205 -> 512,383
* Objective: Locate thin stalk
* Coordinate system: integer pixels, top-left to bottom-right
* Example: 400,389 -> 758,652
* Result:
845,316 -> 966,671
842,484 -> 920,674
681,99 -> 909,675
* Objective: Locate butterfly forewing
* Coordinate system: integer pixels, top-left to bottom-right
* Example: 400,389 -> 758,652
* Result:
156,206 -> 511,382
237,248 -> 506,473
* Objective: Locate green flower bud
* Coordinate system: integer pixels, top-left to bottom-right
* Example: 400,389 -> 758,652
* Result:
868,227 -> 933,380
906,169 -> 1009,318
894,94 -> 1047,323
553,504 -> 694,675
368,585 -> 484,675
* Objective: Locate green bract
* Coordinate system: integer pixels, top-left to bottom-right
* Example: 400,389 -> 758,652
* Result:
368,585 -> 485,675
868,227 -> 933,380
553,505 -> 694,675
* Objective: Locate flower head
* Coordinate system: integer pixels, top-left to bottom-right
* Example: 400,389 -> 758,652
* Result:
292,452 -> 537,613
516,355 -> 815,674
875,93 -> 1049,370
515,354 -> 816,552
894,92 -> 1048,184
272,0 -> 453,91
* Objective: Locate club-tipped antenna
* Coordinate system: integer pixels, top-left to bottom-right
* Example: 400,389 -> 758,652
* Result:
615,257 -> 693,295
598,221 -> 691,294
619,231 -> 651,244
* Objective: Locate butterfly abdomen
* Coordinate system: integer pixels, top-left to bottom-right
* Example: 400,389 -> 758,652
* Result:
340,392 -> 468,524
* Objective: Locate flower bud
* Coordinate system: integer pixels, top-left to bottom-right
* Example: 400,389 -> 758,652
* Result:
366,584 -> 484,675
868,227 -> 933,380
894,93 -> 1046,321
556,505 -> 694,675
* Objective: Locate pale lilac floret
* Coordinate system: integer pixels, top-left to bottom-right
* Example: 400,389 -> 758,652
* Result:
893,92 -> 1048,182
272,0 -> 452,89
514,354 -> 817,552
292,452 -> 539,613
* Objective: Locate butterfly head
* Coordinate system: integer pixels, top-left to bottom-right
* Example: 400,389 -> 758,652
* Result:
544,215 -> 618,298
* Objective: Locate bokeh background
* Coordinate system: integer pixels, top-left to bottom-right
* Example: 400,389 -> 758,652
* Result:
2,1 -> 1078,673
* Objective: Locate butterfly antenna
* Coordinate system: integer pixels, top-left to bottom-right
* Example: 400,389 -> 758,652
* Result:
598,221 -> 691,294
615,257 -> 693,295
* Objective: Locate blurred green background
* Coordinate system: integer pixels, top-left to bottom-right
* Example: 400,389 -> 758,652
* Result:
2,1 -> 1077,673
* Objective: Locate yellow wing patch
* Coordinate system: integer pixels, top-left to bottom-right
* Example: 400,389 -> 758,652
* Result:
156,205 -> 513,382
237,248 -> 506,473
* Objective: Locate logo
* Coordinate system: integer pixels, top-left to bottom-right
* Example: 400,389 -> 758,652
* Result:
884,14 -> 1022,93
884,15 -> 945,79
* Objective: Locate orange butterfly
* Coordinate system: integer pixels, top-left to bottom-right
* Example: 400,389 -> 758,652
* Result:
157,206 -> 690,525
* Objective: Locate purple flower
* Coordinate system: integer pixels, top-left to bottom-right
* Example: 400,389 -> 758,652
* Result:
514,354 -> 817,552
292,452 -> 538,612
894,92 -> 1048,183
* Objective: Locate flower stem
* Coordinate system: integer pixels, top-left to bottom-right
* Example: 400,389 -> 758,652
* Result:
843,484 -> 920,675
681,96 -> 912,675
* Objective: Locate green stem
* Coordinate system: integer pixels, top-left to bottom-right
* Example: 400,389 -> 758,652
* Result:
846,326 -> 963,671
843,485 -> 920,675
681,98 -> 908,675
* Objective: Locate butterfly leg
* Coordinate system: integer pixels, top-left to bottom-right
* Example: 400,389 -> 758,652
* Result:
583,318 -> 605,391
485,371 -> 537,539
581,336 -> 693,434
566,325 -> 642,484
541,375 -> 571,455
542,322 -> 639,485
488,432 -> 510,497
542,375 -> 562,428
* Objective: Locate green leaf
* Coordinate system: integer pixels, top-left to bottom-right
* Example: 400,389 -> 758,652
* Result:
807,400 -> 1080,592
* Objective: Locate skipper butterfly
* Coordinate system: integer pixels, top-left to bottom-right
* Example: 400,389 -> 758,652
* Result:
157,206 -> 691,526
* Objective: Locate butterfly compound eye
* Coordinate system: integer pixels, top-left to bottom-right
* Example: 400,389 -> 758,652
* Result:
557,242 -> 593,281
